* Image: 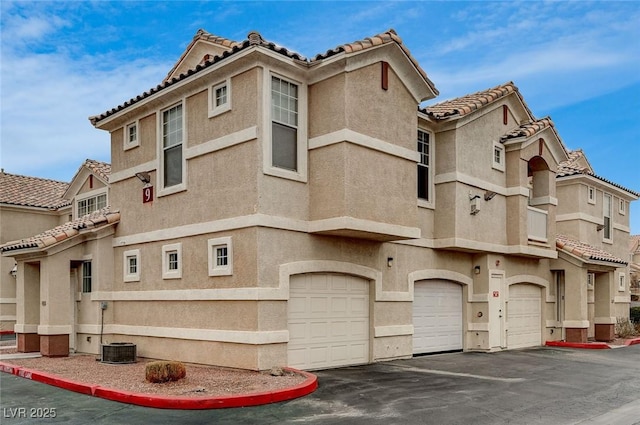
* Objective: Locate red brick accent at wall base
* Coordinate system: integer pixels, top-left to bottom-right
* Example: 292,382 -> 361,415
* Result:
594,324 -> 615,342
565,328 -> 588,343
17,333 -> 40,353
40,334 -> 69,357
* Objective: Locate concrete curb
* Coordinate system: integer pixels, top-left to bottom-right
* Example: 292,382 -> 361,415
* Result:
623,337 -> 640,346
0,361 -> 317,410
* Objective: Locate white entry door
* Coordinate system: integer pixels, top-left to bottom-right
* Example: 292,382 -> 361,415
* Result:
508,284 -> 542,349
288,273 -> 369,370
413,280 -> 463,354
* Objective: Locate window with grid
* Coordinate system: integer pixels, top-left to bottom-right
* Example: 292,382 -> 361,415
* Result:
215,85 -> 227,107
271,76 -> 298,171
127,123 -> 137,144
77,193 -> 107,217
82,261 -> 92,293
208,237 -> 233,276
162,103 -> 183,188
603,193 -> 612,241
417,130 -> 431,201
162,243 -> 182,279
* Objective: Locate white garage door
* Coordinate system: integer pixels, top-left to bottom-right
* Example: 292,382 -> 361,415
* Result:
288,273 -> 369,370
413,280 -> 463,354
508,284 -> 541,349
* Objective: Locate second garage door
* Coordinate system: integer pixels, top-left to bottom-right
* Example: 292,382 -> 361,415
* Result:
413,280 -> 463,354
507,284 -> 542,349
288,273 -> 369,370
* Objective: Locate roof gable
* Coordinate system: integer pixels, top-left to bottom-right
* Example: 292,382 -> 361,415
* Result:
0,171 -> 70,210
63,159 -> 111,200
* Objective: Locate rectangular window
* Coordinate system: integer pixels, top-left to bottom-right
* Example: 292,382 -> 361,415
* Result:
209,80 -> 231,117
123,249 -> 140,282
587,186 -> 596,204
162,243 -> 182,279
82,261 -> 92,293
619,199 -> 626,215
492,141 -> 505,171
125,122 -> 139,149
271,76 -> 298,171
208,236 -> 233,276
417,130 -> 430,201
162,104 -> 183,188
77,193 -> 107,218
619,273 -> 626,291
603,193 -> 612,241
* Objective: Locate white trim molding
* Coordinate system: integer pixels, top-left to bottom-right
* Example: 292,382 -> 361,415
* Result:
374,325 -> 414,338
562,320 -> 590,328
309,128 -> 419,162
37,325 -> 72,335
185,126 -> 257,160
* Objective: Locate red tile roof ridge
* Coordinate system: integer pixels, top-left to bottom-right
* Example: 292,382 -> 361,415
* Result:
422,81 -> 519,119
500,116 -> 555,141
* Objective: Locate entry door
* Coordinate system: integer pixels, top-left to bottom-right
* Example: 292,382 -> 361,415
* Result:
69,268 -> 78,352
489,273 -> 506,349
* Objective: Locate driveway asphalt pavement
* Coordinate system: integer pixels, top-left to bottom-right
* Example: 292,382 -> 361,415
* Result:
2,345 -> 640,424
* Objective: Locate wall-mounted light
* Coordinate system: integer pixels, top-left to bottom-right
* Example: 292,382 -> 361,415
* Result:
9,264 -> 17,278
474,265 -> 481,274
484,191 -> 497,201
596,224 -> 605,231
134,171 -> 151,184
387,257 -> 394,268
469,194 -> 481,215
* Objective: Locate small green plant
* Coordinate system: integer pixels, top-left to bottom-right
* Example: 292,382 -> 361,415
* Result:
615,317 -> 637,339
145,361 -> 187,383
630,307 -> 640,323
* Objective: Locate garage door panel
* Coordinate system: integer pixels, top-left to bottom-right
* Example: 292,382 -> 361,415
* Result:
413,281 -> 463,355
508,284 -> 541,349
289,274 -> 370,370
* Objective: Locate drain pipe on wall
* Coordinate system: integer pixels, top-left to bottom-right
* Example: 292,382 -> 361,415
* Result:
100,301 -> 108,345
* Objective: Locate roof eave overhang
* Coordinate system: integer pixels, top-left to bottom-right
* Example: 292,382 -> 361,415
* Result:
503,126 -> 569,165
556,173 -> 640,200
557,250 -> 626,269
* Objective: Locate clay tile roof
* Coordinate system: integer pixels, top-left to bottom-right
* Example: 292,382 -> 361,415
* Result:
556,150 -> 639,197
0,207 -> 120,253
556,234 -> 627,265
77,159 -> 111,182
0,171 -> 70,209
422,81 -> 522,119
313,29 -> 437,95
630,235 -> 640,253
500,117 -> 555,141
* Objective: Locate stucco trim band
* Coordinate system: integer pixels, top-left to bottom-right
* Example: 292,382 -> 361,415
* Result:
106,325 -> 288,344
92,287 -> 287,301
37,325 -> 72,335
562,320 -> 590,328
185,126 -> 257,160
0,298 -> 17,304
309,129 -> 419,162
374,325 -> 413,337
14,324 -> 38,333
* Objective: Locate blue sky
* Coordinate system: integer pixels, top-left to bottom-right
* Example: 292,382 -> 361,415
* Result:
1,1 -> 639,233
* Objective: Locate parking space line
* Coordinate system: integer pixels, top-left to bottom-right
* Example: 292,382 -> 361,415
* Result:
386,364 -> 526,382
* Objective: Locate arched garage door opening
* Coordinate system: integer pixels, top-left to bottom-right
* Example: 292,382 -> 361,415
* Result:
507,284 -> 542,349
288,273 -> 370,370
413,280 -> 463,355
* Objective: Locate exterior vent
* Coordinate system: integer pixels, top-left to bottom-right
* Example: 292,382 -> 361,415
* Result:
101,342 -> 137,364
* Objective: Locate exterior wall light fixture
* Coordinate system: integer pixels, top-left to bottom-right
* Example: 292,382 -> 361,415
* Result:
387,257 -> 394,267
134,172 -> 151,184
9,264 -> 17,278
474,265 -> 481,274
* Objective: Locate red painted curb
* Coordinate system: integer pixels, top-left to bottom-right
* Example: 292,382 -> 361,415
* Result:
624,338 -> 640,346
545,341 -> 611,349
0,361 -> 317,410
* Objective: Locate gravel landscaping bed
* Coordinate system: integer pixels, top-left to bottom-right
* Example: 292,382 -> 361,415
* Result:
2,353 -> 307,397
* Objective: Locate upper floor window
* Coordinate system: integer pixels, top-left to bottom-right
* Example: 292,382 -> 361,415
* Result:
587,186 -> 596,204
123,249 -> 140,282
162,103 -> 183,188
124,121 -> 139,150
603,193 -> 612,242
82,261 -> 92,293
209,80 -> 231,117
417,129 -> 432,201
77,193 -> 107,218
619,273 -> 626,292
492,141 -> 505,171
619,199 -> 626,215
271,76 -> 298,171
162,243 -> 182,279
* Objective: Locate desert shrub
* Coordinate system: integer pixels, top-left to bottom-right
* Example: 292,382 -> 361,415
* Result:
615,317 -> 637,339
145,361 -> 187,383
630,307 -> 640,323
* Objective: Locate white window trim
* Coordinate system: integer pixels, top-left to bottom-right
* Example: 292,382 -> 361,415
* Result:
75,188 -> 108,219
618,198 -> 626,215
124,120 -> 140,150
123,249 -> 141,282
587,272 -> 595,289
162,243 -> 182,280
207,236 -> 233,276
587,186 -> 596,204
208,79 -> 231,118
619,272 -> 626,292
603,193 -> 613,244
417,128 -> 435,209
492,141 -> 505,172
262,70 -> 308,183
157,102 -> 187,197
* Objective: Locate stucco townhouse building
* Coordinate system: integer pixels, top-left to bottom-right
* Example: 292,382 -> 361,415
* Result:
2,29 -> 637,371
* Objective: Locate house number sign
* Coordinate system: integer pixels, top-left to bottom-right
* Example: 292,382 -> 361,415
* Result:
492,291 -> 500,297
143,185 -> 153,203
